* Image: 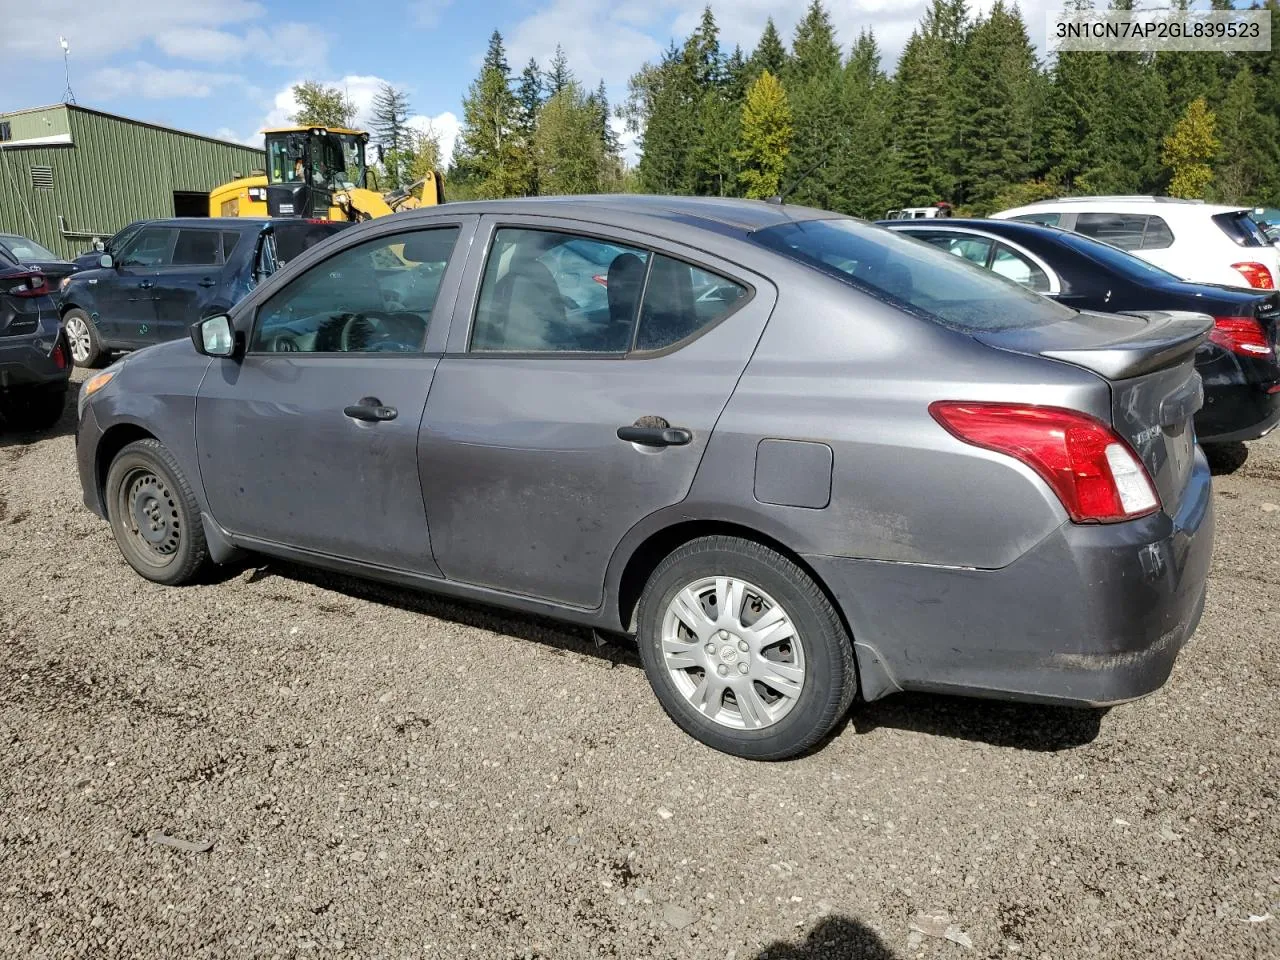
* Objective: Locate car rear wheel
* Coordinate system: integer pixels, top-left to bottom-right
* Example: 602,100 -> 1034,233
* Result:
63,308 -> 105,368
105,439 -> 208,585
635,536 -> 857,760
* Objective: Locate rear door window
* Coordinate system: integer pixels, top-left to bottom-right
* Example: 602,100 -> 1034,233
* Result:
1074,213 -> 1148,251
172,229 -> 223,266
634,256 -> 747,352
1140,216 -> 1174,249
991,244 -> 1051,292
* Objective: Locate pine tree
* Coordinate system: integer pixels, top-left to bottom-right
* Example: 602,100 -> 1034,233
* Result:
1213,66 -> 1280,203
748,18 -> 788,81
685,6 -> 724,88
951,2 -> 1039,210
454,31 -> 524,198
627,44 -> 699,194
892,30 -> 954,205
370,82 -> 412,187
789,1 -> 842,83
736,71 -> 793,199
289,81 -> 358,128
536,81 -> 605,195
780,1 -> 844,210
840,30 -> 897,217
513,58 -> 543,196
406,124 -> 442,186
1162,96 -> 1218,198
725,46 -> 749,101
547,45 -> 573,97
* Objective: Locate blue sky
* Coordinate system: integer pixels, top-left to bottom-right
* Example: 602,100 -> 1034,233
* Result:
1,0 -> 1028,161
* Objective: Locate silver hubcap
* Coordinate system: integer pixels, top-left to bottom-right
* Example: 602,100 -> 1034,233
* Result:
65,316 -> 91,363
661,576 -> 805,730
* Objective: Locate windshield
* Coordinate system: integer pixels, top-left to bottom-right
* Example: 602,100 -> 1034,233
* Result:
750,218 -> 1077,331
1054,230 -> 1184,283
1,234 -> 60,262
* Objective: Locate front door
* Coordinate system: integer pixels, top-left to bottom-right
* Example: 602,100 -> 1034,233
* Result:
100,225 -> 172,343
420,219 -> 776,608
194,221 -> 470,573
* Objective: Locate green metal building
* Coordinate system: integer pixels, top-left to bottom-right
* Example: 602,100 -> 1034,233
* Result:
0,103 -> 264,258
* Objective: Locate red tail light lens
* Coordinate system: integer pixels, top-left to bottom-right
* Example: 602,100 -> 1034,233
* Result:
6,272 -> 48,297
52,337 -> 67,370
929,402 -> 1161,523
592,274 -> 608,287
1231,261 -> 1274,289
1209,316 -> 1272,357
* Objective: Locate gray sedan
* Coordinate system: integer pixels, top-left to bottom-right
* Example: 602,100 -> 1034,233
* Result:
75,196 -> 1214,760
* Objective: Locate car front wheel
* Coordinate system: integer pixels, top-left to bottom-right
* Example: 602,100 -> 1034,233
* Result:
63,308 -> 105,367
636,536 -> 857,760
105,439 -> 208,585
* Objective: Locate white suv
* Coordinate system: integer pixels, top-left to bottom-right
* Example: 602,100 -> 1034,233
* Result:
990,197 -> 1279,291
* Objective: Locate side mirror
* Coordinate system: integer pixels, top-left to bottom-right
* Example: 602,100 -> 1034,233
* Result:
190,314 -> 241,359
98,254 -> 114,269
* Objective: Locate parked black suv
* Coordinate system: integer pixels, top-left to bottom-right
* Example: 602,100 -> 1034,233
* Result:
59,217 -> 350,367
0,260 -> 71,431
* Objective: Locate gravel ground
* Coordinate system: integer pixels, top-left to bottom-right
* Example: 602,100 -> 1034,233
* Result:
1,372 -> 1278,960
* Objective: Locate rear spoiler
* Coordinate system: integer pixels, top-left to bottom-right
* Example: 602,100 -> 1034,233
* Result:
1038,311 -> 1211,380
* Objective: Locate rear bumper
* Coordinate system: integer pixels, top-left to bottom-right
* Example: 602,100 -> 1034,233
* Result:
1196,379 -> 1280,443
0,335 -> 72,392
807,447 -> 1214,707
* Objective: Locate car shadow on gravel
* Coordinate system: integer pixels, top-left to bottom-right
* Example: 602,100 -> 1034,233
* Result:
850,692 -> 1105,752
221,558 -> 644,669
755,915 -> 899,959
0,389 -> 76,446
1203,441 -> 1249,475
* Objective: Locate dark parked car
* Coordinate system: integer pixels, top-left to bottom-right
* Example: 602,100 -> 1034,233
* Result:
77,197 -> 1213,759
0,258 -> 71,430
0,232 -> 77,285
883,218 -> 1280,444
70,223 -> 146,272
59,217 -> 350,367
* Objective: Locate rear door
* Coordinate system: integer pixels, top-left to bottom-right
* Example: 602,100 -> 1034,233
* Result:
98,225 -> 174,344
419,217 -> 776,607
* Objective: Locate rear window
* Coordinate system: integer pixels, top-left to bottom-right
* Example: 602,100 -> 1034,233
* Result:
750,219 -> 1076,332
1213,211 -> 1269,247
1,234 -> 60,262
1055,231 -> 1183,283
272,221 -> 351,265
1011,212 -> 1061,227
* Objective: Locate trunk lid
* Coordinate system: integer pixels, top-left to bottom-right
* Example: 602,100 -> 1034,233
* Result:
976,309 -> 1211,514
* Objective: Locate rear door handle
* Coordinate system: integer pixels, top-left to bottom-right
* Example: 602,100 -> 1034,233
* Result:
198,278 -> 216,288
617,425 -> 692,447
344,397 -> 398,422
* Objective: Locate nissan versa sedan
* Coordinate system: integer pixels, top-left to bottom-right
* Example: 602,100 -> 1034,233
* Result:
75,196 -> 1214,760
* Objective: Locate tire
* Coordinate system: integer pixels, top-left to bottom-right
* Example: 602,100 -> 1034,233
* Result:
105,439 -> 208,585
6,384 -> 68,431
635,536 -> 857,760
63,308 -> 106,368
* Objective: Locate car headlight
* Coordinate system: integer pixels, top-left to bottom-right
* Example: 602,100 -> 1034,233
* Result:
76,357 -> 126,420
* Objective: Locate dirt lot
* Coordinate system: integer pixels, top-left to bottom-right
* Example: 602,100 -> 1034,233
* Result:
1,372 -> 1277,960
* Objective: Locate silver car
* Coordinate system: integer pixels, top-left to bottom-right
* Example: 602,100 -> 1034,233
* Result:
75,197 -> 1214,760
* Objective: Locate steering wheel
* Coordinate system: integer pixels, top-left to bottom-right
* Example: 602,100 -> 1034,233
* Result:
339,311 -> 421,352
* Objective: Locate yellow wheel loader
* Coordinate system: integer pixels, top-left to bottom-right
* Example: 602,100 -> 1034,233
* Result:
209,126 -> 444,222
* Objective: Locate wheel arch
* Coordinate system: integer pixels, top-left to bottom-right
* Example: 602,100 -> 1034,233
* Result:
610,515 -> 849,645
93,422 -> 159,515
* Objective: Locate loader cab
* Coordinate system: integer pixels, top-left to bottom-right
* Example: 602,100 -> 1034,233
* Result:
263,127 -> 369,218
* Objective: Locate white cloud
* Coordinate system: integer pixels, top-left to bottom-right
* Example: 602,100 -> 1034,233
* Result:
1,0 -> 264,59
506,0 -> 664,92
244,23 -> 332,68
154,27 -> 244,62
90,62 -> 242,100
212,126 -> 264,147
409,0 -> 455,28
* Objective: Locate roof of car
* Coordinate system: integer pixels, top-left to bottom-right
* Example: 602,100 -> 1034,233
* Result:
994,197 -> 1249,219
414,195 -> 844,233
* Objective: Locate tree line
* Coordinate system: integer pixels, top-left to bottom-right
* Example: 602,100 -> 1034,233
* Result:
287,0 -> 1280,216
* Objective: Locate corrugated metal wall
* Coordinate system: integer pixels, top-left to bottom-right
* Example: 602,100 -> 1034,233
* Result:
0,105 -> 263,258
1,106 -> 71,141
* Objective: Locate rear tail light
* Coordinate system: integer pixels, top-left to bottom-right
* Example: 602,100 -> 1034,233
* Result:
6,272 -> 48,297
1231,261 -> 1274,289
929,402 -> 1160,523
1209,316 -> 1273,357
592,274 -> 608,287
52,337 -> 67,370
